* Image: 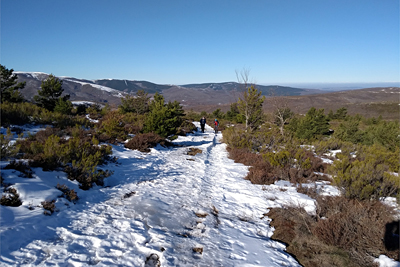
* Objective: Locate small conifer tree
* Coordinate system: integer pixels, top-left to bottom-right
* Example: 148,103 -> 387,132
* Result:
34,74 -> 70,111
0,64 -> 26,103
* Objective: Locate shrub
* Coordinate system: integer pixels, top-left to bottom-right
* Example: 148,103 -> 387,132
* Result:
56,184 -> 78,202
97,110 -> 127,142
41,200 -> 56,215
0,128 -> 20,160
124,133 -> 170,152
268,196 -> 398,267
3,160 -> 33,178
177,120 -> 197,136
0,102 -> 90,128
294,107 -> 330,140
143,93 -> 184,138
313,196 -> 398,263
17,128 -> 113,189
0,187 -> 22,207
227,147 -> 277,185
330,154 -> 399,200
313,137 -> 355,157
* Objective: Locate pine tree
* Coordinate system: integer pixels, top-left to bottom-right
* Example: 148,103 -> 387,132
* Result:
143,93 -> 184,138
296,107 -> 330,140
34,74 -> 70,111
237,85 -> 265,131
0,64 -> 26,103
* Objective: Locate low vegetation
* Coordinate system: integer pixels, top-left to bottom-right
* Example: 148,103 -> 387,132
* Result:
1,64 -> 398,264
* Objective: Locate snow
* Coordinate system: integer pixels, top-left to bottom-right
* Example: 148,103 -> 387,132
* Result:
14,72 -> 49,80
0,122 -> 398,266
375,255 -> 400,267
63,78 -> 121,95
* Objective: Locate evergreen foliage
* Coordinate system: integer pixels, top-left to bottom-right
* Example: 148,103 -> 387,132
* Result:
0,64 -> 25,103
237,85 -> 265,130
294,107 -> 330,140
34,74 -> 70,111
334,116 -> 364,144
119,90 -> 150,114
330,153 -> 399,201
143,93 -> 184,138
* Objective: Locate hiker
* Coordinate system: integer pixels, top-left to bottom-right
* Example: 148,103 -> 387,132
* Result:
214,119 -> 219,134
200,117 -> 206,133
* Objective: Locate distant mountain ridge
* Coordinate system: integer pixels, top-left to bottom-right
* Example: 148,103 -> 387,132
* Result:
15,72 -> 322,107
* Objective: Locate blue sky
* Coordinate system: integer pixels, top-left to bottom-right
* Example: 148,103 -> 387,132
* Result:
1,0 -> 399,85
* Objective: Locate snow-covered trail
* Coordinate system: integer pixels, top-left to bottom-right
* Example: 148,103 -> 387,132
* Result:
1,123 -> 302,266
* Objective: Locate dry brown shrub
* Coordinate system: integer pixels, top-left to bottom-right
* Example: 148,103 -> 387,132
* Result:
268,207 -> 360,267
124,133 -> 170,152
0,187 -> 22,207
41,200 -> 56,215
124,124 -> 142,135
267,195 -> 398,267
187,148 -> 202,156
313,196 -> 398,262
3,160 -> 34,178
227,147 -> 278,185
56,184 -> 79,203
32,127 -> 64,143
296,184 -> 319,200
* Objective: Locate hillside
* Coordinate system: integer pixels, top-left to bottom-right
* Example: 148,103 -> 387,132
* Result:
15,72 -> 317,108
262,87 -> 400,120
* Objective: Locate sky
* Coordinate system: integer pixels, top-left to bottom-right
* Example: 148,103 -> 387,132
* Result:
1,0 -> 399,85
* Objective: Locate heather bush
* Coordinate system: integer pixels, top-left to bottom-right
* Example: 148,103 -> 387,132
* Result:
227,147 -> 277,185
41,200 -> 56,215
124,133 -> 170,152
313,196 -> 398,263
268,196 -> 398,267
223,126 -> 283,152
56,184 -> 78,202
0,187 -> 22,207
4,160 -> 33,178
262,147 -> 327,183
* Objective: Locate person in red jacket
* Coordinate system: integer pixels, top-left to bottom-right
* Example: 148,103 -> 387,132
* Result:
214,119 -> 219,134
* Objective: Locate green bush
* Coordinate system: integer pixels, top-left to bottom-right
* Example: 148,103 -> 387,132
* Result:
97,110 -> 127,142
329,154 -> 399,200
313,137 -> 355,156
0,102 -> 90,128
143,93 -> 184,138
17,128 -> 113,189
294,107 -> 330,140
